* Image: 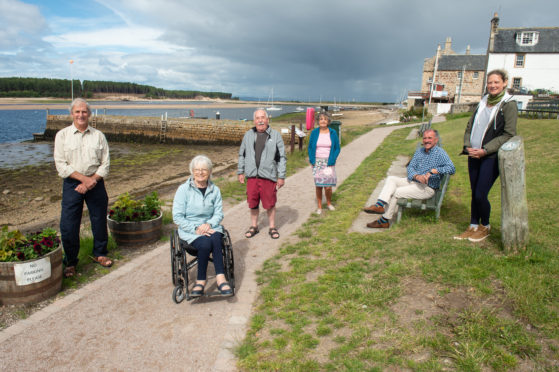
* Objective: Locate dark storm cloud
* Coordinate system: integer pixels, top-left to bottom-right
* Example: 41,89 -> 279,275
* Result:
2,0 -> 559,101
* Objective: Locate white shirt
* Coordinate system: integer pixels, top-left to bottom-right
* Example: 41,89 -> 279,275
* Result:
54,124 -> 110,179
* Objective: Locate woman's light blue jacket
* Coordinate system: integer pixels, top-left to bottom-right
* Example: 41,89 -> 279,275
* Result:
172,177 -> 224,243
307,127 -> 341,166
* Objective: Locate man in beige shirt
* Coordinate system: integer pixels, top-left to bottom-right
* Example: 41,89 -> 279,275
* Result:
54,98 -> 112,278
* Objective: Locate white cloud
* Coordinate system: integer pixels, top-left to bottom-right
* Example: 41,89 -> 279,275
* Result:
0,0 -> 48,49
43,26 -> 184,53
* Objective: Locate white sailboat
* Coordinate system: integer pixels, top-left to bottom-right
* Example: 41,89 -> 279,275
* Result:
266,89 -> 282,111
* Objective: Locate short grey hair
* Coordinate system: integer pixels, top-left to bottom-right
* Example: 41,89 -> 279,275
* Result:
69,98 -> 91,114
189,155 -> 213,177
253,108 -> 268,120
317,111 -> 331,124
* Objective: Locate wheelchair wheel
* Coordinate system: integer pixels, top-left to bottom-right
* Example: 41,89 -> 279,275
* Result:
222,230 -> 235,294
172,285 -> 186,304
170,231 -> 179,286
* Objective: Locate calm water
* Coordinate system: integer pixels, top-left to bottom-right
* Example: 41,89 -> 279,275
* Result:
0,102 -> 300,168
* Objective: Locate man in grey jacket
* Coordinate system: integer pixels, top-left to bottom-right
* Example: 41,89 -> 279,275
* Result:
238,109 -> 286,239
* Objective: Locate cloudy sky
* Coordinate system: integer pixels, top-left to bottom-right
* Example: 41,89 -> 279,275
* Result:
1,0 -> 558,102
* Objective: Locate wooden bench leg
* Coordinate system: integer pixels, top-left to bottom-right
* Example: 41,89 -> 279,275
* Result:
396,206 -> 403,223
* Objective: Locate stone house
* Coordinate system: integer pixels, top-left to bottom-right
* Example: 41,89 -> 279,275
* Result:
408,37 -> 485,108
421,37 -> 486,104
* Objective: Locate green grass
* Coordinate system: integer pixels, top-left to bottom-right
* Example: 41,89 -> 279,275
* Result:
236,118 -> 559,371
61,232 -> 120,288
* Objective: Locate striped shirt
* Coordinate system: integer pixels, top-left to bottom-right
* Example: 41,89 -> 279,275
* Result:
407,145 -> 455,189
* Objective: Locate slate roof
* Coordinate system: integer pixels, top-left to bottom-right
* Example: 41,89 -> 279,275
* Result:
437,55 -> 486,71
493,27 -> 559,53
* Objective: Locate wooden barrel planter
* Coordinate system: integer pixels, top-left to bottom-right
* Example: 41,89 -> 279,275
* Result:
0,245 -> 63,305
107,214 -> 162,246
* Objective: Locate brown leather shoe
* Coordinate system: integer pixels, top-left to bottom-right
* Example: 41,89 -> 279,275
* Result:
366,219 -> 389,229
363,204 -> 385,214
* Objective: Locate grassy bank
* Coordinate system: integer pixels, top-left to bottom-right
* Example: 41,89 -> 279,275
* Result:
236,118 -> 559,371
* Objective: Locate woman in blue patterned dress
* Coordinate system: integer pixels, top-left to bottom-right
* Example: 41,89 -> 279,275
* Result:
307,112 -> 341,214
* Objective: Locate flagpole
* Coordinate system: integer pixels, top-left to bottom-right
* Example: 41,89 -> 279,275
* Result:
70,60 -> 74,101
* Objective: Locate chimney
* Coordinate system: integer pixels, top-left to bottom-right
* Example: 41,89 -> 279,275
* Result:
488,12 -> 499,52
444,37 -> 452,55
466,45 -> 471,55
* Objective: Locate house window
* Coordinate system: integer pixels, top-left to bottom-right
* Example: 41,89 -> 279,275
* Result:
512,78 -> 522,90
515,54 -> 525,68
473,72 -> 479,79
516,31 -> 539,46
457,71 -> 463,79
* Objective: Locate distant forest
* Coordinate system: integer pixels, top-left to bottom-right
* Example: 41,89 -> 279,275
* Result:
0,77 -> 233,100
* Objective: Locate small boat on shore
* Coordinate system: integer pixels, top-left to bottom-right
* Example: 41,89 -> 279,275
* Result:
266,89 -> 282,111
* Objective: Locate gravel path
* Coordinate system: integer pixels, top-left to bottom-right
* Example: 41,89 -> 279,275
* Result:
0,123 -> 415,371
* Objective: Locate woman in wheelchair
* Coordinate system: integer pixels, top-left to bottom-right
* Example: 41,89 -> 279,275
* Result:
172,155 -> 233,297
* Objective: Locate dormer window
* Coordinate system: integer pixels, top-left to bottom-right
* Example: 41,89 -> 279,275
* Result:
516,31 -> 539,46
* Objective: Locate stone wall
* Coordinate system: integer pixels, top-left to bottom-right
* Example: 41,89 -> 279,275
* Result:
44,115 -> 294,145
450,103 -> 478,114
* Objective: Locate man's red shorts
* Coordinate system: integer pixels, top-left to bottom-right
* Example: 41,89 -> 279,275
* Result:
246,177 -> 277,210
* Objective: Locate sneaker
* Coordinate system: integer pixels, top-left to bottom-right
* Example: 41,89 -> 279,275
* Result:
327,204 -> 336,211
453,226 -> 478,240
468,225 -> 490,242
315,209 -> 322,215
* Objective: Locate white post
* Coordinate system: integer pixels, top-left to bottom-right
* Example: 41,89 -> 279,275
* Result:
428,44 -> 441,108
69,60 -> 74,101
457,65 -> 465,104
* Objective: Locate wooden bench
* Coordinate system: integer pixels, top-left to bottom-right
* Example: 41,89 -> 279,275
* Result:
395,173 -> 451,223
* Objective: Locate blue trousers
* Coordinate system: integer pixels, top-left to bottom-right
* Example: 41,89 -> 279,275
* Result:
468,156 -> 500,226
60,178 -> 108,266
190,232 -> 224,281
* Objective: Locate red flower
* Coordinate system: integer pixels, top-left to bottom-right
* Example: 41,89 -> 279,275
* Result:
41,237 -> 54,247
17,252 -> 25,261
109,209 -> 115,216
151,209 -> 158,216
33,243 -> 42,255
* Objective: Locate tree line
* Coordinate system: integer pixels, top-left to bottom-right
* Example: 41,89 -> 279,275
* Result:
0,77 -> 233,99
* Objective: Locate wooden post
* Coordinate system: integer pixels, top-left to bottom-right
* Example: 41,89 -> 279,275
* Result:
299,121 -> 303,151
290,124 -> 295,153
498,136 -> 529,253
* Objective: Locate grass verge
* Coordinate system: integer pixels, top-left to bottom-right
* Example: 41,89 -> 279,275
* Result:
236,118 -> 559,371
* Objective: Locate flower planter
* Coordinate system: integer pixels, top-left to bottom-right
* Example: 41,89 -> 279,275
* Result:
0,245 -> 63,305
107,213 -> 162,246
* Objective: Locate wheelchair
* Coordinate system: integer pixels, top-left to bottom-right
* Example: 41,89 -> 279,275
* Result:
170,228 -> 235,303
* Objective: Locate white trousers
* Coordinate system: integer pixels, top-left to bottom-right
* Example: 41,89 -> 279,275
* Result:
378,176 -> 435,219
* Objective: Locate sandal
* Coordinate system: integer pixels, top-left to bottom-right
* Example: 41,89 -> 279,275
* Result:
269,227 -> 280,239
217,282 -> 233,296
191,283 -> 205,297
91,256 -> 113,267
245,226 -> 259,238
64,266 -> 76,278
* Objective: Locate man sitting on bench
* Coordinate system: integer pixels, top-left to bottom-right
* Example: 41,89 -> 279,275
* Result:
364,129 -> 455,228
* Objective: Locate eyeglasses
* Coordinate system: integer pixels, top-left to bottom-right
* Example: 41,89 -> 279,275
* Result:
193,169 -> 209,174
